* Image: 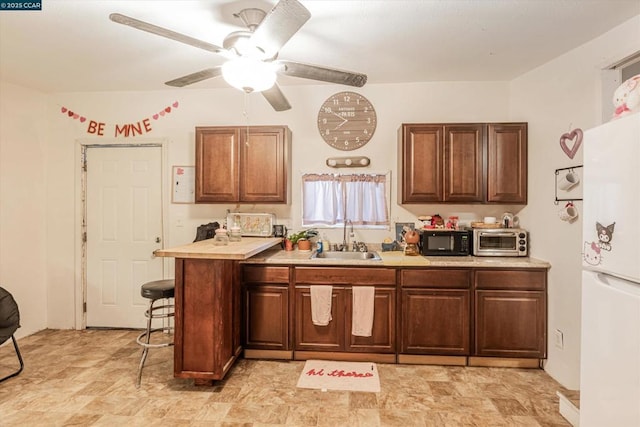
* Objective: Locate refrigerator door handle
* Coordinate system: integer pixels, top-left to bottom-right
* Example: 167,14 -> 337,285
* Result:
595,271 -> 640,297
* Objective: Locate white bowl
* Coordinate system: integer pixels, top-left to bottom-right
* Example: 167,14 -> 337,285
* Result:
483,216 -> 497,224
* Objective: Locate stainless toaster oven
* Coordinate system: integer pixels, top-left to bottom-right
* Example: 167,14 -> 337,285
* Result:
472,228 -> 528,257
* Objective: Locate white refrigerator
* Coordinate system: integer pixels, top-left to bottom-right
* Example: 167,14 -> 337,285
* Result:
580,112 -> 640,427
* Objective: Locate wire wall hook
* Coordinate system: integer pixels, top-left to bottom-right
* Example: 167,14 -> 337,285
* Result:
554,165 -> 583,204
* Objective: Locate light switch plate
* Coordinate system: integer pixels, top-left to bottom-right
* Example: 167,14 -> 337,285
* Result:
554,329 -> 564,349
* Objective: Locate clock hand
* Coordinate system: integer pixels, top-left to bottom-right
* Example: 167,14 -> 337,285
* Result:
334,120 -> 348,130
332,112 -> 348,130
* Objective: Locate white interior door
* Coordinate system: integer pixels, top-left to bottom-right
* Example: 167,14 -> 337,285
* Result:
86,145 -> 163,328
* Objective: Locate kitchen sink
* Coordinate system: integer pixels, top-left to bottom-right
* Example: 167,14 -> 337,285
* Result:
311,251 -> 381,261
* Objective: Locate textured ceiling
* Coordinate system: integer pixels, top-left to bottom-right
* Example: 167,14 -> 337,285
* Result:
0,0 -> 638,93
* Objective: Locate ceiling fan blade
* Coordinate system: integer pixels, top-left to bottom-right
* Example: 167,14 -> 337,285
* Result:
250,0 -> 311,58
262,83 -> 292,111
276,60 -> 367,87
109,13 -> 225,55
165,67 -> 223,87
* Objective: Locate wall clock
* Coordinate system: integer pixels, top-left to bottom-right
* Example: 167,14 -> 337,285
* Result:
317,91 -> 377,151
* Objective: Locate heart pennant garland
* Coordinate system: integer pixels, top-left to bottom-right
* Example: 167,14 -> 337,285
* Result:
559,128 -> 583,159
59,101 -> 180,136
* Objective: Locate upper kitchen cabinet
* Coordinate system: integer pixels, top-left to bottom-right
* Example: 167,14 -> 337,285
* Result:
398,122 -> 527,204
486,123 -> 527,204
398,124 -> 483,203
195,126 -> 291,203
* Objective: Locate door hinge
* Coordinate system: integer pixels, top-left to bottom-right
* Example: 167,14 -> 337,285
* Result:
82,232 -> 87,243
83,302 -> 87,313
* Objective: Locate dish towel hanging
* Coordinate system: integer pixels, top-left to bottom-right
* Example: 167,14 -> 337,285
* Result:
352,286 -> 375,337
310,285 -> 333,326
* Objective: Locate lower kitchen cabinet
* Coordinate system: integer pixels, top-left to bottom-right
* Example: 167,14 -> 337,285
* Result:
400,269 -> 471,359
346,287 -> 396,353
239,263 -> 548,366
401,289 -> 470,355
295,286 -> 346,351
242,266 -> 291,357
294,267 -> 396,358
474,269 -> 547,359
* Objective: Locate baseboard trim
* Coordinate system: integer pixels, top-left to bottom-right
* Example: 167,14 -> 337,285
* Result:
398,354 -> 467,366
294,351 -> 396,364
243,349 -> 293,360
468,356 -> 541,368
557,390 -> 580,426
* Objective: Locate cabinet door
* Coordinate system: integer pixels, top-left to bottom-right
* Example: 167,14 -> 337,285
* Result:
398,124 -> 444,203
240,127 -> 290,203
443,124 -> 484,202
401,288 -> 470,355
243,285 -> 289,350
345,287 -> 396,353
475,290 -> 546,358
195,127 -> 240,203
486,123 -> 527,203
295,287 -> 346,351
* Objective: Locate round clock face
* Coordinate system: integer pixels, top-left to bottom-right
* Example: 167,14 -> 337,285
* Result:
317,91 -> 377,151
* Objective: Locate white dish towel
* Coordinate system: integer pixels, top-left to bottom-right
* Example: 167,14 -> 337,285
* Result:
310,285 -> 333,326
352,286 -> 375,337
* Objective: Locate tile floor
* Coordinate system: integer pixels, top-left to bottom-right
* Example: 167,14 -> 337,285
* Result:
0,329 -> 572,426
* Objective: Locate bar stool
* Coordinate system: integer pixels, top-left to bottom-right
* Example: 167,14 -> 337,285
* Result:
136,279 -> 174,388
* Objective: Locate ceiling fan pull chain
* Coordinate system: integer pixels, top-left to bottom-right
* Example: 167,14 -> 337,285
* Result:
243,92 -> 250,146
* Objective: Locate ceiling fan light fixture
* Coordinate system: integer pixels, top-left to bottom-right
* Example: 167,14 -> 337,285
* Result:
222,57 -> 277,93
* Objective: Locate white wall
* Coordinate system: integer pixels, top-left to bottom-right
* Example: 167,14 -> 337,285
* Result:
511,15 -> 640,389
0,82 -> 48,338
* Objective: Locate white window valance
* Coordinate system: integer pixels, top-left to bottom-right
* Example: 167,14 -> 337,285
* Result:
302,173 -> 389,227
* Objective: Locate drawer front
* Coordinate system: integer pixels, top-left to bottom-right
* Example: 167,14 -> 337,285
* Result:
295,267 -> 396,285
475,269 -> 546,290
243,266 -> 290,283
401,269 -> 470,288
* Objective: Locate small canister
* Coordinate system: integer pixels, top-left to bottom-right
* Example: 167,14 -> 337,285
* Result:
229,225 -> 242,242
213,228 -> 229,246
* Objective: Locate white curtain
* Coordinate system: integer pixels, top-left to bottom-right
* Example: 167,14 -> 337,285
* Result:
302,173 -> 388,226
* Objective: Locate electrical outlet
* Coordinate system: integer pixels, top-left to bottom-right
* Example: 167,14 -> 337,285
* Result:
555,329 -> 564,349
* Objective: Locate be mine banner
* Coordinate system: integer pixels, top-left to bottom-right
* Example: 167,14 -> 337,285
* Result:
59,101 -> 179,137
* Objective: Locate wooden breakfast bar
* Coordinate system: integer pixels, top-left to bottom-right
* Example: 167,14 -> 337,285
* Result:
154,237 -> 282,385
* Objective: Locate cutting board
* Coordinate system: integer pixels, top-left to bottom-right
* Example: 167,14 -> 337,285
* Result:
378,251 -> 431,266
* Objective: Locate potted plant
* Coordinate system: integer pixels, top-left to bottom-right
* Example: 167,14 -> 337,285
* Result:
287,228 -> 318,251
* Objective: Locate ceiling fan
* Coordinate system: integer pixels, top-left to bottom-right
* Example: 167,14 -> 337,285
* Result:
109,0 -> 367,111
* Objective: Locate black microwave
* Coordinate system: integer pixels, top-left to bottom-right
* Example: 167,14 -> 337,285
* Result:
420,230 -> 471,256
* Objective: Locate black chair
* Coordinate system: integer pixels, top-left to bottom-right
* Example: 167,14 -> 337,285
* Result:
0,286 -> 24,382
136,279 -> 174,388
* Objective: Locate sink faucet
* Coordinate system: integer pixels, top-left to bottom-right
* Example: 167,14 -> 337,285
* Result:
342,219 -> 353,251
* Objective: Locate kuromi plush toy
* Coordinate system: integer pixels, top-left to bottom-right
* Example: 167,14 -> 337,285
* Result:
612,74 -> 640,120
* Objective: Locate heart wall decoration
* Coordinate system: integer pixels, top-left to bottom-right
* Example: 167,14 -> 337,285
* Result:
59,101 -> 180,137
559,128 -> 583,159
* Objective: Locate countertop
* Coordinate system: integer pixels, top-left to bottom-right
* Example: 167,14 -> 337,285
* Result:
244,248 -> 551,268
154,237 -> 282,260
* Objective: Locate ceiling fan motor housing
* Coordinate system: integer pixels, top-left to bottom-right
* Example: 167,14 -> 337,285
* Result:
234,8 -> 266,32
